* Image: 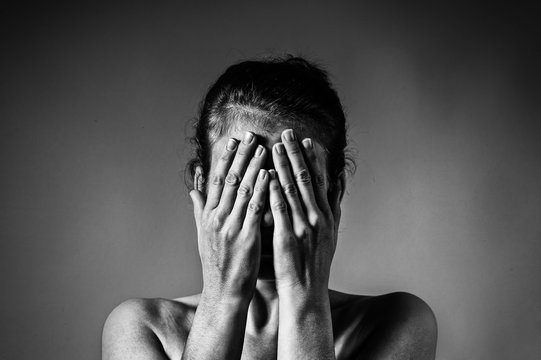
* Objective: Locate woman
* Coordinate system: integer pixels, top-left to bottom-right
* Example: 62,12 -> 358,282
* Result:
102,56 -> 437,359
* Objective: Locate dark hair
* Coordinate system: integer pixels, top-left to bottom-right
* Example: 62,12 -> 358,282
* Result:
186,55 -> 354,191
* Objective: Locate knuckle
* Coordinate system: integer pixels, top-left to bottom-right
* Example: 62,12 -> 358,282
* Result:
277,229 -> 291,239
212,174 -> 225,186
288,145 -> 301,155
275,233 -> 296,250
200,217 -> 211,229
237,143 -> 252,156
247,202 -> 263,215
294,169 -> 311,184
225,171 -> 241,186
223,228 -> 238,242
247,159 -> 258,170
237,183 -> 252,197
211,213 -> 227,229
297,225 -> 312,239
220,152 -> 232,161
282,183 -> 298,196
275,159 -> 290,168
308,212 -> 321,226
271,200 -> 288,212
270,182 -> 281,192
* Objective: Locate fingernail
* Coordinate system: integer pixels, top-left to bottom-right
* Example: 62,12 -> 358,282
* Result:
274,143 -> 285,155
243,131 -> 254,144
302,138 -> 313,150
259,169 -> 267,180
269,169 -> 277,179
227,138 -> 237,151
255,145 -> 264,157
283,129 -> 295,142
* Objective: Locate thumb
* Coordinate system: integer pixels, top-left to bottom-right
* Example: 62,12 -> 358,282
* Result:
189,189 -> 205,228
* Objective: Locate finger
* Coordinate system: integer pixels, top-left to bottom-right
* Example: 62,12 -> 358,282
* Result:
205,138 -> 238,209
216,131 -> 258,215
230,145 -> 267,222
272,142 -> 307,226
281,129 -> 320,220
268,170 -> 293,232
269,170 -> 300,266
242,169 -> 269,229
301,138 -> 332,215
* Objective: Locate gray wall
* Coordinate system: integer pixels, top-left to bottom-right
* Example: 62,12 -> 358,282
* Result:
2,2 -> 540,359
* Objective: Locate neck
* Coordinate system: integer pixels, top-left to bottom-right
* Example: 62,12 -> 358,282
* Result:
246,280 -> 279,334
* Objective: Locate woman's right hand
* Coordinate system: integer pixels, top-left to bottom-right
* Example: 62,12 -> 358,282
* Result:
189,131 -> 269,304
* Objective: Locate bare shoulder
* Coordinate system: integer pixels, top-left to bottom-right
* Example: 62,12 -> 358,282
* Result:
102,295 -> 200,360
329,290 -> 437,360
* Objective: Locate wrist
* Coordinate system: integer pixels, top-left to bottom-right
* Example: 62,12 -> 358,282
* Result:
277,288 -> 335,359
200,287 -> 253,311
278,282 -> 329,303
278,288 -> 331,314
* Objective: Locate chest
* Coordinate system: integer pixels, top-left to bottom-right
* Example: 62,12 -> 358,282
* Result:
240,331 -> 278,360
161,324 -> 358,360
238,323 -> 359,360
159,300 -> 364,360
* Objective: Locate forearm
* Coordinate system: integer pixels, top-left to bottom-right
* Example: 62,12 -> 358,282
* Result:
277,290 -> 336,360
182,294 -> 250,360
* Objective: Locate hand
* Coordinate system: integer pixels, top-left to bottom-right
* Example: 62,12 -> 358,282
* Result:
190,132 -> 269,303
269,129 -> 342,298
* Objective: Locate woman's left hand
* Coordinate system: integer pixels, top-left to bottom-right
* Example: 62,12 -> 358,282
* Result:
269,129 -> 342,299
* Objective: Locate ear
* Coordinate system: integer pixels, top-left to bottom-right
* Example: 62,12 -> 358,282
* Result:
328,171 -> 346,222
194,165 -> 204,193
330,171 -> 346,204
328,172 -> 345,242
191,166 -> 205,231
336,171 -> 346,203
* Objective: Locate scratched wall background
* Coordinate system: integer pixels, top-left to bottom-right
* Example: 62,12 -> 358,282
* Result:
1,1 -> 540,359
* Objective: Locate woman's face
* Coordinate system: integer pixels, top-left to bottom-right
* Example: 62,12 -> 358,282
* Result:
207,121 -> 331,279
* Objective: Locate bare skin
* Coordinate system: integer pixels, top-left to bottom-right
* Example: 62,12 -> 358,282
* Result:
102,125 -> 437,360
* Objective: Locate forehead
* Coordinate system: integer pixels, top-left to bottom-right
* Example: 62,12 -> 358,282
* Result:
210,119 -> 328,169
213,121 -> 283,150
